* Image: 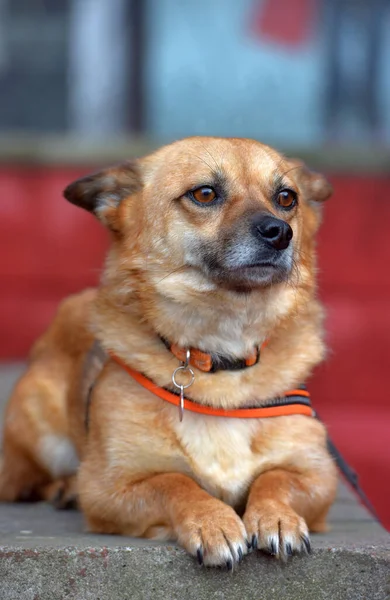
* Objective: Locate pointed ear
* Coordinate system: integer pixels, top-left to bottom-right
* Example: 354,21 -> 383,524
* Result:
63,161 -> 141,229
287,159 -> 333,203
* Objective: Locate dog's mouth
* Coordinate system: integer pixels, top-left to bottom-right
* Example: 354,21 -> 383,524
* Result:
227,262 -> 276,272
204,260 -> 292,291
183,236 -> 294,291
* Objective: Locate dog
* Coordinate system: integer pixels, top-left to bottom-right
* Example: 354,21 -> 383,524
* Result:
0,137 -> 338,568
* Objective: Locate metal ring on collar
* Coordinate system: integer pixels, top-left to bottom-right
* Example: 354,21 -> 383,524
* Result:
172,365 -> 195,390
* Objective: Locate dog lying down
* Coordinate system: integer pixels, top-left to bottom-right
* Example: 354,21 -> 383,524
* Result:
0,137 -> 338,568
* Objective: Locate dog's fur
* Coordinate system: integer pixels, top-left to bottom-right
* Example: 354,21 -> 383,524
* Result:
0,137 -> 338,567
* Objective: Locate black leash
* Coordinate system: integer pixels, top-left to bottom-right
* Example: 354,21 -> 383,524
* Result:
313,409 -> 380,522
326,434 -> 381,522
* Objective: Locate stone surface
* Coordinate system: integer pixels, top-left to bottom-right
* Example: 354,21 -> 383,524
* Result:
1,544 -> 389,600
0,364 -> 389,599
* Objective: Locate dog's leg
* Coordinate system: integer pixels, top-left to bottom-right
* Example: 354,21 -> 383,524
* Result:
0,444 -> 49,502
243,467 -> 337,559
0,373 -> 78,503
80,470 -> 248,568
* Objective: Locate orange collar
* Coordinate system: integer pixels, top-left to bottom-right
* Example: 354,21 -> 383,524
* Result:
110,352 -> 314,420
160,337 -> 268,373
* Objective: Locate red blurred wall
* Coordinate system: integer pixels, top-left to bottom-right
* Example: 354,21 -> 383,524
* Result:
0,167 -> 389,529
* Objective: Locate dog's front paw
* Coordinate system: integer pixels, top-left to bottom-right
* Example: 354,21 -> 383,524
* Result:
175,498 -> 249,569
243,500 -> 310,560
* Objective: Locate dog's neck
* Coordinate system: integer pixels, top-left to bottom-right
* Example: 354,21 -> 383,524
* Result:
93,266 -> 313,359
148,289 -> 294,357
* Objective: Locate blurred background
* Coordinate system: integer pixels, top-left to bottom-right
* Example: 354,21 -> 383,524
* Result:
0,0 -> 389,528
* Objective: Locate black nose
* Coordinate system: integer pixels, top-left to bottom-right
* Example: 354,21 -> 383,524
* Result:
252,214 -> 293,250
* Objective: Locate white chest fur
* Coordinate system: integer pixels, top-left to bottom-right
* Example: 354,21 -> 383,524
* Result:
173,413 -> 264,508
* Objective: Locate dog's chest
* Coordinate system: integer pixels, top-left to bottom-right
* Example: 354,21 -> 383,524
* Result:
174,415 -> 265,508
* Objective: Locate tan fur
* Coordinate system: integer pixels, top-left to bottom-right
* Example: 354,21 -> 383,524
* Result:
0,137 -> 337,567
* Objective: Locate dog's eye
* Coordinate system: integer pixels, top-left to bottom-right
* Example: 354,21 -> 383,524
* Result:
276,189 -> 297,209
191,186 -> 217,204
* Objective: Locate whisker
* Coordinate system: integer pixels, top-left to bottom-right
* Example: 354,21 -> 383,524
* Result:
156,265 -> 188,284
191,153 -> 215,173
198,140 -> 223,174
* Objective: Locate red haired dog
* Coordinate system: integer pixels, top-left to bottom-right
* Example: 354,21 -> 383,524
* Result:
0,137 -> 337,568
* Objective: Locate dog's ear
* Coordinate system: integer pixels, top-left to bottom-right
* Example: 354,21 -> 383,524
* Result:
63,161 -> 141,229
287,159 -> 333,203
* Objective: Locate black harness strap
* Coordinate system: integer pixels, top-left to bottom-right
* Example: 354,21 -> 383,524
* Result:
83,340 -> 108,433
85,383 -> 94,433
162,383 -> 312,410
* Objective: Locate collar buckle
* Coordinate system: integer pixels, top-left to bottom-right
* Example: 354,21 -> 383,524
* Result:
171,349 -> 195,422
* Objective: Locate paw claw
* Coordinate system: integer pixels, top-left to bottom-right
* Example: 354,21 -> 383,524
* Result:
301,535 -> 311,554
197,548 -> 203,565
269,539 -> 278,555
226,559 -> 233,571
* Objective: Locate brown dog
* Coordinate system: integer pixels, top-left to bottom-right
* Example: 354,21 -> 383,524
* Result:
0,137 -> 338,568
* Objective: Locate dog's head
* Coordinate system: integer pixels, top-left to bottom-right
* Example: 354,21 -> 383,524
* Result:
64,138 -> 331,294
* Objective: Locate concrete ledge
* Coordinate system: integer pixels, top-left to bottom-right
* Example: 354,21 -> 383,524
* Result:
1,543 -> 389,600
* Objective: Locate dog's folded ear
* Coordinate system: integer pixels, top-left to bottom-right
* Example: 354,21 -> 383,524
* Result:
287,159 -> 333,203
63,161 -> 141,229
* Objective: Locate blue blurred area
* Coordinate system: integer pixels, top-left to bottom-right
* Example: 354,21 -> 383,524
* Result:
0,0 -> 389,147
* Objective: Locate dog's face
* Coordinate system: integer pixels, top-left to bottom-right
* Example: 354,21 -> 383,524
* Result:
64,138 -> 332,293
